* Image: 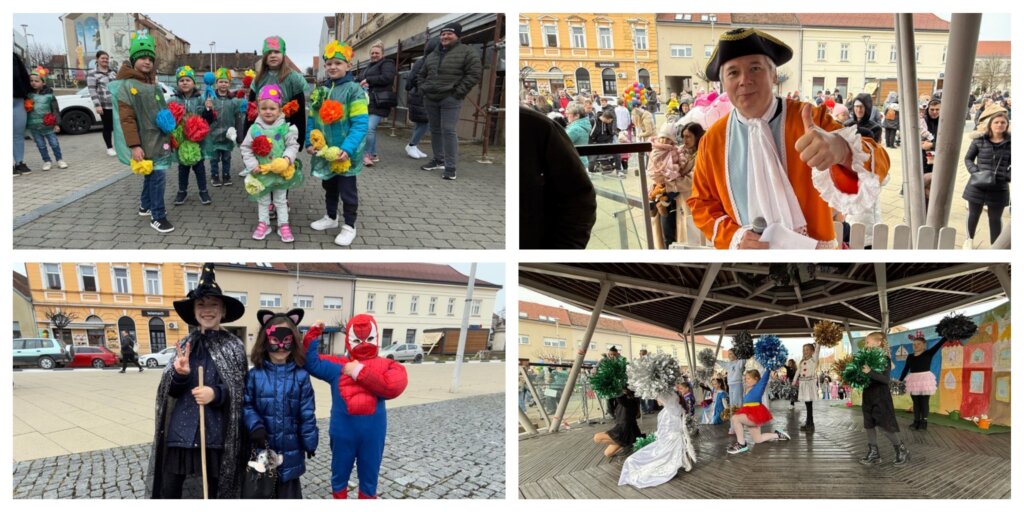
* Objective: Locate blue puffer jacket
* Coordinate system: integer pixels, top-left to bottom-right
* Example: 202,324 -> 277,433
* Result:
243,361 -> 319,482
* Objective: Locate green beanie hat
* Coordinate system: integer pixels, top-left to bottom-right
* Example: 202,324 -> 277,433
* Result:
129,29 -> 157,63
175,65 -> 196,82
263,36 -> 286,56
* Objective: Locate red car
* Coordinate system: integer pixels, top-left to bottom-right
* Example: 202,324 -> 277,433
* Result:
67,346 -> 120,368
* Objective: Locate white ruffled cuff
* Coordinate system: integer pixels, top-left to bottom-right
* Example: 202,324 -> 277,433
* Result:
811,125 -> 880,216
729,225 -> 751,250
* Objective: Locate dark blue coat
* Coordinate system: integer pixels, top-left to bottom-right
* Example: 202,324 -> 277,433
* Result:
166,338 -> 228,449
243,361 -> 319,482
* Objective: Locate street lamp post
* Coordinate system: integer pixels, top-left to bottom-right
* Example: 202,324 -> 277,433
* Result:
209,41 -> 215,71
862,35 -> 871,90
627,18 -> 641,83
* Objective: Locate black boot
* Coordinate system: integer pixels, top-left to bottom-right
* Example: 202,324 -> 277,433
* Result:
893,443 -> 910,465
909,420 -> 920,430
919,419 -> 927,431
800,423 -> 815,432
859,444 -> 881,465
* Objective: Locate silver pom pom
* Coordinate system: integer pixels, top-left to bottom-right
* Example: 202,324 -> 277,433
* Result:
627,353 -> 681,400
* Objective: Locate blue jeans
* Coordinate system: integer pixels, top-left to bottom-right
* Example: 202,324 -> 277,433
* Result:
31,131 -> 62,161
364,114 -> 383,157
13,98 -> 27,163
409,121 -> 429,146
208,150 -> 231,180
177,161 -> 208,193
141,168 -> 167,221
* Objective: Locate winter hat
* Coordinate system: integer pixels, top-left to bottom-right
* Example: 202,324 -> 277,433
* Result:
29,66 -> 49,80
657,122 -> 677,140
831,104 -> 849,118
706,28 -> 793,82
263,35 -> 286,55
129,29 -> 157,63
175,65 -> 196,83
214,67 -> 232,81
439,21 -> 463,38
172,263 -> 245,326
258,84 -> 284,105
323,40 -> 354,63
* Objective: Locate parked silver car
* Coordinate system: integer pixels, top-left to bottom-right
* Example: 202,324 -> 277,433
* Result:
12,338 -> 72,369
380,343 -> 424,363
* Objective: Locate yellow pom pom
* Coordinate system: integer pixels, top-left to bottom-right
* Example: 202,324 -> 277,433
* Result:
269,157 -> 290,174
243,174 -> 265,195
258,162 -> 272,174
130,159 -> 153,175
280,165 -> 295,180
318,146 -> 342,162
309,129 -> 326,151
130,87 -> 138,95
330,158 -> 352,174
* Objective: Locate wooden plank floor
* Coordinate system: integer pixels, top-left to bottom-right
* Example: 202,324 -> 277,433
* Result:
519,400 -> 1010,499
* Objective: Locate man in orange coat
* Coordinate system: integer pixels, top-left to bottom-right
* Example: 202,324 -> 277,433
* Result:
688,28 -> 889,249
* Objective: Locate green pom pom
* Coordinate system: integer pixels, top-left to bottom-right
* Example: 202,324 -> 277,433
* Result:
633,433 -> 657,451
171,123 -> 184,145
842,347 -> 889,389
591,356 -> 628,399
177,140 -> 202,166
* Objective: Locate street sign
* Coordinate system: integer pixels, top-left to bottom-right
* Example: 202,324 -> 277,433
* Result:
595,62 -> 619,68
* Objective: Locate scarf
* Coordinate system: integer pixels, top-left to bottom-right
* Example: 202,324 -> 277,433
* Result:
145,329 -> 249,498
732,98 -> 808,235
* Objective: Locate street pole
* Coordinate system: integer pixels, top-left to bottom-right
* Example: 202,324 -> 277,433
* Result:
862,35 -> 870,90
209,42 -> 215,71
450,263 -> 477,393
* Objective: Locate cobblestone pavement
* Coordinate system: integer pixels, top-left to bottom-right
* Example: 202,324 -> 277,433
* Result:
13,127 -> 505,249
12,393 -> 504,499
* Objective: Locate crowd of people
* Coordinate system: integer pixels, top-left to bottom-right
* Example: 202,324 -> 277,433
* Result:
11,22 -> 483,246
519,26 -> 1010,250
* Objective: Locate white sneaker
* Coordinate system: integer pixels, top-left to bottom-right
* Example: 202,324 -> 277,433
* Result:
106,148 -> 117,156
42,161 -> 52,171
310,215 -> 339,231
414,147 -> 429,159
57,160 -> 68,169
963,238 -> 973,250
334,225 -> 356,246
405,144 -> 419,159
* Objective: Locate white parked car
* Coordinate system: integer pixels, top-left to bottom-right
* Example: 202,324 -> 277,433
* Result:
380,343 -> 424,363
138,346 -> 177,368
57,83 -> 174,135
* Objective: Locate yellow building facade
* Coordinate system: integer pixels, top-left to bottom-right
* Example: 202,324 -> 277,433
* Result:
520,13 -> 659,98
25,263 -> 198,353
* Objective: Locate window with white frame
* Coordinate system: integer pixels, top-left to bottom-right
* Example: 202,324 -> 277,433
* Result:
410,295 -> 419,314
704,45 -> 714,58
670,44 -> 692,58
43,263 -> 62,290
185,271 -> 199,293
448,298 -> 456,316
542,25 -> 558,48
293,295 -> 313,308
79,264 -> 98,292
817,42 -> 826,61
366,293 -> 375,311
867,43 -> 876,62
890,44 -> 897,62
840,43 -> 849,61
429,297 -> 437,315
260,293 -> 281,308
225,291 -> 247,306
471,299 -> 482,316
144,269 -> 161,295
387,294 -> 396,313
597,26 -> 612,49
405,329 -> 416,343
324,297 -> 343,310
519,335 -> 529,345
543,337 -> 567,348
112,267 -> 130,294
519,23 -> 530,46
633,27 -> 648,50
570,25 -> 585,48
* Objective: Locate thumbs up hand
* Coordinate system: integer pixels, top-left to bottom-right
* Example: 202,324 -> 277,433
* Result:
794,103 -> 851,170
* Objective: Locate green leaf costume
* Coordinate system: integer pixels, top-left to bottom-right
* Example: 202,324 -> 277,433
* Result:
109,79 -> 173,170
245,121 -> 304,201
25,91 -> 58,134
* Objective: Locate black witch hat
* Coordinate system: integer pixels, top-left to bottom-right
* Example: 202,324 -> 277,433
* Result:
705,28 -> 793,82
173,263 -> 245,326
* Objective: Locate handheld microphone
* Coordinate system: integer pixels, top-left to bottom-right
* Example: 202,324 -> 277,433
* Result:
752,217 -> 767,235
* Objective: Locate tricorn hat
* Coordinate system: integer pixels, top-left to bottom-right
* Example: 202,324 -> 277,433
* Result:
705,28 -> 793,82
173,263 -> 245,326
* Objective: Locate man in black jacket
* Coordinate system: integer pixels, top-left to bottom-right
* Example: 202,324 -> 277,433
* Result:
416,22 -> 482,180
119,329 -> 143,373
520,107 -> 596,248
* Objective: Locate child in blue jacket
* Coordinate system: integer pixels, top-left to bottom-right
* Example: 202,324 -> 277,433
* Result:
243,309 -> 319,499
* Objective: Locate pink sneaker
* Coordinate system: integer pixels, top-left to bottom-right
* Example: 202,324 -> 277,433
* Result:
278,224 -> 294,243
362,155 -> 374,167
252,221 -> 270,240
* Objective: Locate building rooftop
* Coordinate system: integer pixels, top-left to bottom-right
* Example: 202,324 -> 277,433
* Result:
518,301 -> 572,324
795,13 -> 949,31
13,271 -> 30,298
340,263 -> 500,288
976,41 -> 1010,58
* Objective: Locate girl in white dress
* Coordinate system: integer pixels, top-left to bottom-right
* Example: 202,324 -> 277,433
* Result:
618,386 -> 696,489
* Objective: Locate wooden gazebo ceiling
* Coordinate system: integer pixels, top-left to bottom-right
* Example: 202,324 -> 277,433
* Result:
519,263 -> 1008,336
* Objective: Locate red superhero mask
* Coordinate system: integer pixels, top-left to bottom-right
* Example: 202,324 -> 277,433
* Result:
345,314 -> 379,361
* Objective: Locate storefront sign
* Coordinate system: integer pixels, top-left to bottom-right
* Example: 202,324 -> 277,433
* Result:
141,310 -> 169,317
595,62 -> 619,68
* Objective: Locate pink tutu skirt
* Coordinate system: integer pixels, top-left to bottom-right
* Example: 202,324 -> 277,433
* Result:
905,371 -> 937,396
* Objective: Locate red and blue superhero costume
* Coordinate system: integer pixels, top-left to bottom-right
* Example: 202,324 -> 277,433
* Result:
302,314 -> 408,499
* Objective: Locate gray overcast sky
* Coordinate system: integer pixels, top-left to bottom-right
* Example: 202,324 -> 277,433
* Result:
14,13 -> 332,72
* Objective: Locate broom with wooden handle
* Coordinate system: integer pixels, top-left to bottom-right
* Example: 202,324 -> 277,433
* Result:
198,365 -> 208,500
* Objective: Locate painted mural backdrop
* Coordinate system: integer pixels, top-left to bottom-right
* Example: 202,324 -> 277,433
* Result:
855,302 -> 1010,426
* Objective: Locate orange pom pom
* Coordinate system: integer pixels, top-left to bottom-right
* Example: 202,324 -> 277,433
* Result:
319,99 -> 344,125
23,99 -> 34,112
282,99 -> 299,117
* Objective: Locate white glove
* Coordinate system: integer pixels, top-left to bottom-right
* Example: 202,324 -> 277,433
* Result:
226,127 -> 237,143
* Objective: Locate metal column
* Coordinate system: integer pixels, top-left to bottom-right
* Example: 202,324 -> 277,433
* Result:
895,14 -> 926,239
549,281 -> 612,433
926,13 -> 982,229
